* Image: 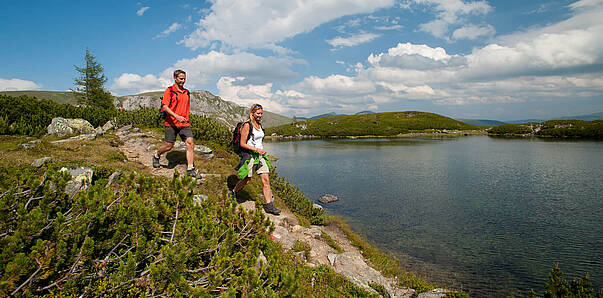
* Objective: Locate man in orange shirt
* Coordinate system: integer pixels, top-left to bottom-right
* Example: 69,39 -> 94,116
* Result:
152,69 -> 200,178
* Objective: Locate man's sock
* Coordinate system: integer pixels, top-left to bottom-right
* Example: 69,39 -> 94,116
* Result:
154,151 -> 160,159
187,164 -> 194,170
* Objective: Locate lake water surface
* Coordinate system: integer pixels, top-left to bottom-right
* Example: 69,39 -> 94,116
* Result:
264,136 -> 603,297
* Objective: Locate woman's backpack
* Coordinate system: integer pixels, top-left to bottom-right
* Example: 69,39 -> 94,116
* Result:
232,121 -> 254,154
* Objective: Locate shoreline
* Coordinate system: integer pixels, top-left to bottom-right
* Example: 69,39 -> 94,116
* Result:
265,129 -> 488,140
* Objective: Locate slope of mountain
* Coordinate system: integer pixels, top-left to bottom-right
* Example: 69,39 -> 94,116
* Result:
1,90 -> 291,128
0,90 -> 78,105
558,112 -> 603,121
457,119 -> 506,126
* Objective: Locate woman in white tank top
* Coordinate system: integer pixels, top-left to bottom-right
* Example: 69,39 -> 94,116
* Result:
231,104 -> 281,215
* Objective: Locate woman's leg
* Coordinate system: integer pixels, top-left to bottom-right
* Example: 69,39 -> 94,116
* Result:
259,173 -> 271,203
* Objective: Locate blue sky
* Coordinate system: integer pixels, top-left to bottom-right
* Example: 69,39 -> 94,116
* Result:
1,0 -> 602,120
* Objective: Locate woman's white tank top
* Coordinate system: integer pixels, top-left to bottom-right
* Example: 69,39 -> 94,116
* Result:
247,124 -> 264,150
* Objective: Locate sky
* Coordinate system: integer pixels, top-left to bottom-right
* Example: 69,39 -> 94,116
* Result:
1,0 -> 602,121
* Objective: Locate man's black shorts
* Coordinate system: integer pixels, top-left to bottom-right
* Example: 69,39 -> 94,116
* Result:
164,126 -> 193,143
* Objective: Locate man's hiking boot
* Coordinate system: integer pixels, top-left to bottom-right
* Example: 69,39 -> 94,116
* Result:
263,202 -> 281,215
152,155 -> 160,168
228,189 -> 237,200
187,168 -> 201,179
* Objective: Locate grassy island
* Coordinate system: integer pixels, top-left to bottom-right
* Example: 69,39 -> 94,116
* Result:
265,111 -> 482,138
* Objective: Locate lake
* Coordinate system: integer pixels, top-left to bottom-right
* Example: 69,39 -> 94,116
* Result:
264,136 -> 603,297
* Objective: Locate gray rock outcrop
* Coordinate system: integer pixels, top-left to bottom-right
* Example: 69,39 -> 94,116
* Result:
47,117 -> 95,136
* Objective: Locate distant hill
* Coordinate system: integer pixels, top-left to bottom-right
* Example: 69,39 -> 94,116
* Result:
355,111 -> 374,115
0,90 -> 78,105
558,112 -> 603,121
266,111 -> 480,137
1,90 -> 291,128
504,112 -> 603,124
457,119 -> 506,126
310,112 -> 345,119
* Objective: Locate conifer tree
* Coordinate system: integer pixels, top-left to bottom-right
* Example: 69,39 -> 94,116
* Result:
72,48 -> 114,110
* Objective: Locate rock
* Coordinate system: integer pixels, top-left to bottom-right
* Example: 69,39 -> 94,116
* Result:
313,203 -> 323,210
332,252 -> 401,297
32,157 -> 51,168
417,288 -> 455,298
305,227 -> 322,238
47,117 -> 95,136
193,194 -> 208,207
173,141 -> 214,158
105,170 -> 122,187
255,250 -> 267,274
102,120 -> 114,132
94,126 -> 104,136
21,143 -> 35,149
327,253 -> 338,266
60,167 -> 94,195
318,194 -> 339,204
271,226 -> 296,250
50,133 -> 96,144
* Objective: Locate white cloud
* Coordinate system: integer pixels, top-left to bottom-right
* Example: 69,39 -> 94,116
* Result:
111,73 -> 170,94
137,7 -> 149,16
154,23 -> 183,39
452,24 -> 494,40
0,78 -> 41,91
411,0 -> 492,39
327,32 -> 381,48
182,0 -> 395,51
111,51 -> 300,95
170,51 -> 299,87
375,24 -> 403,30
216,76 -> 290,113
297,74 -> 376,95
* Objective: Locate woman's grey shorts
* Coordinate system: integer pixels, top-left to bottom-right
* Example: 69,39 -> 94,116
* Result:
164,126 -> 193,143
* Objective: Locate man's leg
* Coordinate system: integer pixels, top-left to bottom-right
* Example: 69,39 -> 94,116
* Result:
185,137 -> 194,169
153,126 -> 176,168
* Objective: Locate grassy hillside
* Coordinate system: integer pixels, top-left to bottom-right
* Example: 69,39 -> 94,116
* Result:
266,111 -> 481,137
0,91 -> 78,105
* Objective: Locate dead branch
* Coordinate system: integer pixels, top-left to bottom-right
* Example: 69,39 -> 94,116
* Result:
11,262 -> 43,296
170,201 -> 179,244
106,193 -> 125,210
24,195 -> 44,210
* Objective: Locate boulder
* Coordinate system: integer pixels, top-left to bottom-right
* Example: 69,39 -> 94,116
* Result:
318,194 -> 339,204
271,226 -> 296,250
417,288 -> 455,298
313,203 -> 323,210
173,141 -> 214,158
60,167 -> 94,195
47,117 -> 95,136
50,134 -> 96,144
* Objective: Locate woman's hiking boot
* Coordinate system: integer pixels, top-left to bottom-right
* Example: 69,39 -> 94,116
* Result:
263,201 -> 281,215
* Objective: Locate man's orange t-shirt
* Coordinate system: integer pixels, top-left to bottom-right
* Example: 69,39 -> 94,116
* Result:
162,84 -> 190,127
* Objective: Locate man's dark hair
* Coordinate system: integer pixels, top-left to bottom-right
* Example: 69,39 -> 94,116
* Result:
173,69 -> 186,78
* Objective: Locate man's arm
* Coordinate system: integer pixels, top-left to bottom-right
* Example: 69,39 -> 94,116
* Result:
162,88 -> 186,123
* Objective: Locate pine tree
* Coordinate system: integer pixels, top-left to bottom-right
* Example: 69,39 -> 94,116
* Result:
72,48 -> 114,110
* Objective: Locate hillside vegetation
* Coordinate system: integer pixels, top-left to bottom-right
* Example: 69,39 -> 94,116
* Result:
488,120 -> 603,138
266,111 -> 481,137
